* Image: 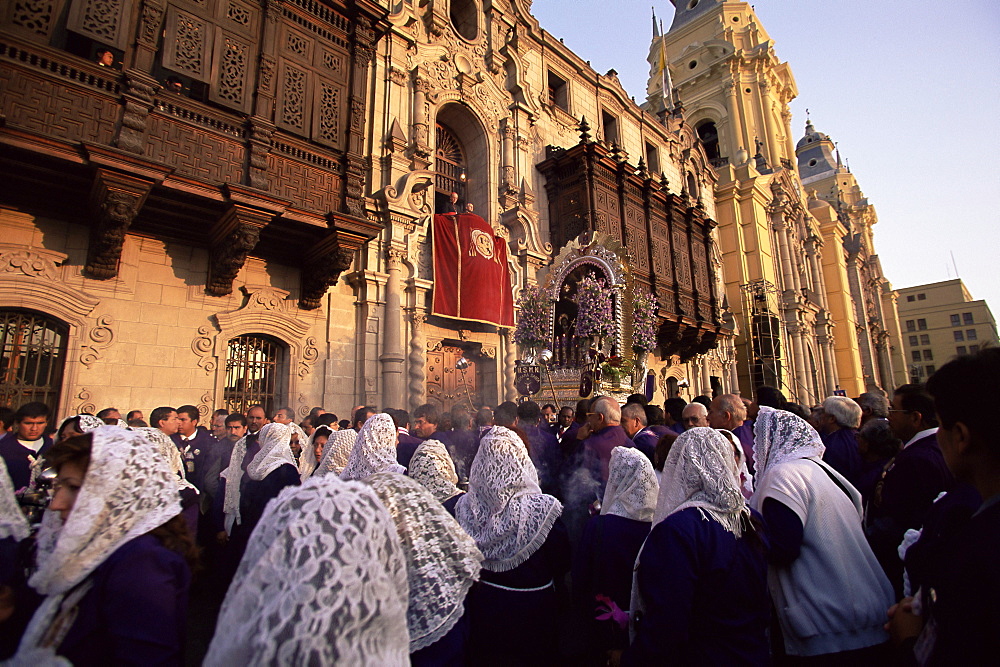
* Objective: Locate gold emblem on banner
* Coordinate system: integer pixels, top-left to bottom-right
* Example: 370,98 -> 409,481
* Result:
469,229 -> 496,261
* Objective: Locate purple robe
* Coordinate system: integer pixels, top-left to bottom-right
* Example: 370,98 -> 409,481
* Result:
820,427 -> 862,485
0,432 -> 52,490
583,425 -> 630,484
732,420 -> 755,473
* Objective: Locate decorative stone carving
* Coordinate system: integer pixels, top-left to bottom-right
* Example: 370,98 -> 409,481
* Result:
408,312 -> 427,410
191,325 -> 218,374
75,387 -> 97,416
247,120 -> 275,190
80,315 -> 115,368
298,336 -> 319,379
0,247 -> 60,281
299,234 -> 354,310
197,392 -> 213,417
117,70 -> 160,154
206,187 -> 287,297
86,170 -> 154,279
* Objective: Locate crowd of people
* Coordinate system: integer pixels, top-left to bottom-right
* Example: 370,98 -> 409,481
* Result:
0,347 -> 996,664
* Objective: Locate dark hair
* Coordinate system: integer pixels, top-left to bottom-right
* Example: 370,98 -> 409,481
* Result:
57,415 -> 85,440
475,407 -> 493,428
644,404 -> 665,426
693,395 -> 712,409
494,401 -> 518,428
516,401 -> 541,425
0,406 -> 14,429
338,419 -> 351,431
14,401 -> 50,422
45,434 -> 199,569
277,406 -> 294,418
149,406 -> 176,429
213,408 -> 230,418
316,413 -> 339,427
450,405 -> 472,430
782,402 -> 810,420
858,418 -> 902,460
755,386 -> 786,409
927,347 -> 999,452
225,413 -> 247,427
663,397 -> 687,422
96,408 -> 119,420
625,393 -> 649,406
412,403 -> 440,426
96,47 -> 111,56
653,431 -> 678,471
176,405 -> 199,422
312,425 -> 333,440
308,407 -> 325,418
893,384 -> 939,429
574,399 -> 592,423
541,403 -> 558,412
353,406 -> 377,428
127,419 -> 148,428
126,410 -> 143,421
246,404 -> 268,418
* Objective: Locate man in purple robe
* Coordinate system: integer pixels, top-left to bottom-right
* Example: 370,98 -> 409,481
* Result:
582,397 -> 630,485
816,395 -> 863,485
621,402 -> 658,463
0,402 -> 52,490
516,401 -> 561,496
708,394 -> 754,473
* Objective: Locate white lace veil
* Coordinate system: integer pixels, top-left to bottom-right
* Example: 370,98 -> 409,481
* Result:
204,476 -> 410,666
246,422 -> 296,481
131,427 -> 197,494
220,434 -> 248,533
294,423 -> 317,481
364,472 -> 482,651
455,426 -> 563,572
652,427 -> 749,536
315,428 -> 356,477
719,428 -> 755,496
56,414 -> 105,436
340,414 -> 406,481
15,427 -> 182,660
601,446 -> 658,523
752,406 -> 826,479
408,439 -> 461,503
0,457 -> 30,541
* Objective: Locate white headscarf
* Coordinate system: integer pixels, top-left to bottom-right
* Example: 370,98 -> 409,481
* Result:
364,473 -> 482,651
752,406 -> 826,479
719,428 -> 755,496
0,457 -> 30,542
652,427 -> 749,537
455,426 -> 562,572
221,423 -> 296,533
204,476 -> 410,666
314,428 -> 355,477
601,446 -> 658,523
56,414 -> 105,435
17,427 -> 181,658
132,427 -> 197,494
340,414 -> 405,481
408,439 -> 461,503
289,423 -> 315,481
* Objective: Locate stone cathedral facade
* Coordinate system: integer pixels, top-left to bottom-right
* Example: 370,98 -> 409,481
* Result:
0,0 -> 736,418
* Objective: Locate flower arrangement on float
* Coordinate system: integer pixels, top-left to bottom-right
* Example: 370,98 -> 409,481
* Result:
573,274 -> 615,344
513,285 -> 550,356
631,288 -> 658,353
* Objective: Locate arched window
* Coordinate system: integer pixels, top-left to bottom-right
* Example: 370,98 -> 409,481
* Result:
450,0 -> 478,41
224,334 -> 286,416
0,309 -> 67,412
435,122 -> 467,210
696,121 -> 720,161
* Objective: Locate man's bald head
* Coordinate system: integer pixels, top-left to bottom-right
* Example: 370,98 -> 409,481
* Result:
709,393 -> 746,431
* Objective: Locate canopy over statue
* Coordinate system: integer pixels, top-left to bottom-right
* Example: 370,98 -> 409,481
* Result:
431,213 -> 515,327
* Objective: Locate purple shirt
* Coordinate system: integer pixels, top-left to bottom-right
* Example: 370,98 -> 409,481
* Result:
583,425 -> 630,483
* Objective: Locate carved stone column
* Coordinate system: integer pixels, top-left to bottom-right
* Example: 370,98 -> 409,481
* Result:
502,328 -> 516,401
381,249 -> 406,408
786,323 -> 810,404
410,72 -> 432,170
246,120 -> 275,191
844,235 -> 878,390
116,70 -> 160,154
819,329 -> 838,395
408,312 -> 427,410
86,170 -> 154,279
131,0 -> 165,72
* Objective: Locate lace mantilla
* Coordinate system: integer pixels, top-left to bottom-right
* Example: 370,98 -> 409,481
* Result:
204,476 -> 410,666
132,427 -> 197,494
408,439 -> 461,503
221,423 -> 297,533
0,457 -> 30,541
455,426 -> 562,572
364,472 -> 482,651
602,446 -> 658,523
653,427 -> 748,536
315,429 -> 356,476
752,406 -> 826,479
340,414 -> 406,481
56,414 -> 104,434
292,423 -> 316,481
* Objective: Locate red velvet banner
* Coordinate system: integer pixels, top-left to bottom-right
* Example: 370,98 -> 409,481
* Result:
431,213 -> 514,327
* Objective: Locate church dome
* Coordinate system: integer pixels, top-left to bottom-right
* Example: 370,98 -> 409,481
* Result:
796,119 -> 831,151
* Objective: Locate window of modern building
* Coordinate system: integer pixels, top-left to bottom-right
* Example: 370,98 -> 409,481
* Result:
224,334 -> 286,416
601,109 -> 619,146
956,346 -> 967,356
0,309 -> 67,414
906,320 -> 915,332
966,329 -> 977,340
919,334 -> 930,345
917,293 -> 926,300
926,365 -> 935,375
911,350 -> 921,362
908,335 -> 918,346
963,312 -> 974,325
547,70 -> 568,111
970,345 -> 980,354
907,295 -> 915,302
922,349 -> 933,361
954,330 -> 964,341
917,319 -> 927,330
645,142 -> 661,175
950,314 -> 961,327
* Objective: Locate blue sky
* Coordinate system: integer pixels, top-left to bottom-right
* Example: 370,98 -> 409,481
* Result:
531,0 -> 1000,316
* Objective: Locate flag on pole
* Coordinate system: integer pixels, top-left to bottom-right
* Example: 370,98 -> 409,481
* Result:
432,213 -> 515,327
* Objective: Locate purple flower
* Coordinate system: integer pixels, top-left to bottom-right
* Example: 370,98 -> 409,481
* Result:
514,286 -> 551,348
574,275 -> 614,339
631,288 -> 658,351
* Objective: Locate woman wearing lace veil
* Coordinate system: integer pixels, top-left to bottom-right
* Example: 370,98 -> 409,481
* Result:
54,414 -> 105,442
0,456 -> 33,659
457,425 -> 569,665
288,422 -> 316,481
339,413 -> 406,481
220,422 -> 300,572
10,426 -> 195,665
134,426 -> 201,539
313,427 -> 355,477
364,472 -> 482,665
621,427 -> 769,665
572,446 -> 658,663
408,438 -> 463,515
205,476 -> 410,666
749,406 -> 893,661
